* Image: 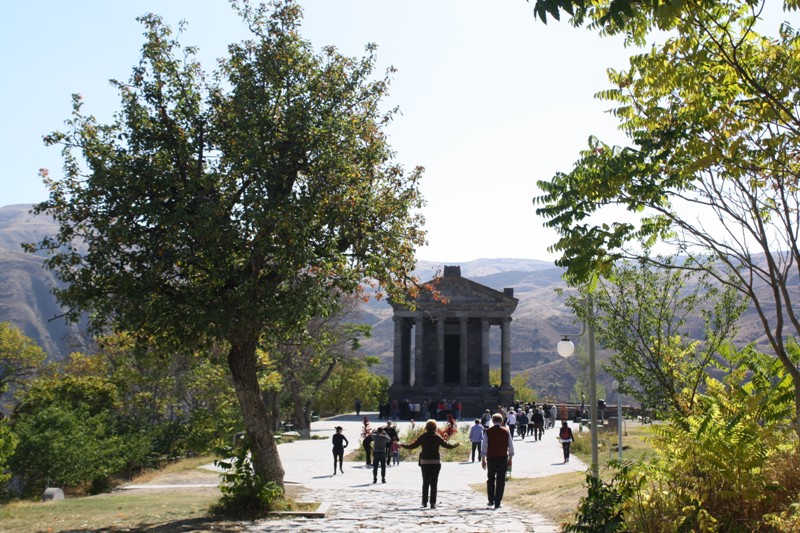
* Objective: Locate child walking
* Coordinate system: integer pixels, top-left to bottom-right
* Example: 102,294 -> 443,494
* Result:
390,437 -> 400,465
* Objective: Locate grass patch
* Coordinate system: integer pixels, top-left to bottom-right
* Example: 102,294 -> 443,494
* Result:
474,470 -> 587,526
493,421 -> 655,526
0,491 -> 222,533
0,456 -> 311,533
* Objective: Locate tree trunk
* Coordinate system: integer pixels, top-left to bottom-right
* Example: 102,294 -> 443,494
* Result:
288,379 -> 311,439
227,338 -> 285,489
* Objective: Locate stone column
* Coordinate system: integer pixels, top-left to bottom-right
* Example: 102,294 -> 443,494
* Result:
501,317 -> 511,387
436,318 -> 445,385
481,319 -> 490,386
393,317 -> 402,386
460,317 -> 468,386
414,313 -> 424,387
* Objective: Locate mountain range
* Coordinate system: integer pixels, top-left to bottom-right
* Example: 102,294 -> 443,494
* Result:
0,203 -> 777,402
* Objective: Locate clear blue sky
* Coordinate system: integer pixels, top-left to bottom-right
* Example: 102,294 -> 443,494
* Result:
2,1 -> 669,262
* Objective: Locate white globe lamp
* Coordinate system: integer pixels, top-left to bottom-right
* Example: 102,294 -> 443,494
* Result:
557,336 -> 575,358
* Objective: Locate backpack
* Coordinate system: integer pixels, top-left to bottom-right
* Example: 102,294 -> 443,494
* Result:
559,426 -> 571,440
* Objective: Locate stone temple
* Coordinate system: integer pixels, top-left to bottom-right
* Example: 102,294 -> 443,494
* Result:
388,265 -> 518,416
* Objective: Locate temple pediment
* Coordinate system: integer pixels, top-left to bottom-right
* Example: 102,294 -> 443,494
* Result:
391,265 -> 518,318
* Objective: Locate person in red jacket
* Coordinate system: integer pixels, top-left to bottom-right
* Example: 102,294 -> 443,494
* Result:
481,413 -> 514,509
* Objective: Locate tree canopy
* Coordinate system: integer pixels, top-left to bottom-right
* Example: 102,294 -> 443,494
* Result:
532,0 -> 800,431
28,0 -> 425,488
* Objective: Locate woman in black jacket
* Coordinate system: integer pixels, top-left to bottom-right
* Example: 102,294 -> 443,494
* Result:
401,419 -> 460,509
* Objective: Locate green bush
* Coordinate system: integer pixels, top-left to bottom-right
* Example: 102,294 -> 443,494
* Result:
212,441 -> 285,517
10,403 -> 129,496
566,345 -> 798,532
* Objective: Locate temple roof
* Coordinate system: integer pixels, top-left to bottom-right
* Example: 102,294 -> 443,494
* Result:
391,264 -> 518,318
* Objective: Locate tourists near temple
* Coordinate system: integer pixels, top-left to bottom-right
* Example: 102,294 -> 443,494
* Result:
384,420 -> 399,442
516,409 -> 528,439
390,437 -> 400,465
469,418 -> 484,462
371,426 -> 392,483
506,409 -> 517,439
527,407 -> 536,437
362,417 -> 373,466
480,409 -> 492,429
401,419 -> 460,509
532,406 -> 545,440
481,413 -> 514,509
331,426 -> 348,475
559,420 -> 575,463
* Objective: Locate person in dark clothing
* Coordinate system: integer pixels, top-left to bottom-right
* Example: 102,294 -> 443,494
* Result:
481,413 -> 514,509
331,426 -> 348,474
531,407 -> 545,441
371,427 -> 392,483
401,419 -> 460,509
384,420 -> 399,442
516,411 -> 528,439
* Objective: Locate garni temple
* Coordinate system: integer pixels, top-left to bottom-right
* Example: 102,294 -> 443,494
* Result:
388,265 -> 518,416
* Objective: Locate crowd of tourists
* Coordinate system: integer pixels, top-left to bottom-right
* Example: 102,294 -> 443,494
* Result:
376,398 -> 464,422
331,401 -> 576,512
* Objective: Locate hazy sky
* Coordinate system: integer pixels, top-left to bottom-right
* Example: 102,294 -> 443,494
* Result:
3,1 -> 662,262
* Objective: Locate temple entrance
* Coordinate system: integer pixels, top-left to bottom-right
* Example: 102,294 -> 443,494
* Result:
444,334 -> 460,384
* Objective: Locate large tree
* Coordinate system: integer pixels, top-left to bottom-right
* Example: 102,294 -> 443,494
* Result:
533,0 -> 800,433
28,0 -> 425,488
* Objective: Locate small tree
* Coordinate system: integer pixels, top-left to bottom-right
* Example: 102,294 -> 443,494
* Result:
579,258 -> 745,418
0,322 -> 47,401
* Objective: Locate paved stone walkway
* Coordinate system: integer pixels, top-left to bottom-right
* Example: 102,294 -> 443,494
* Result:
240,413 -> 588,532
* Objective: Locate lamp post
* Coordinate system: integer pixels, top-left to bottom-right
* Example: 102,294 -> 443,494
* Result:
613,379 -> 623,460
557,296 -> 599,479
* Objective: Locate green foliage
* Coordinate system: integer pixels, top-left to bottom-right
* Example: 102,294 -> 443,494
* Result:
511,370 -> 537,403
28,0 -> 425,485
10,401 -> 135,496
213,441 -> 284,517
564,460 -> 637,532
567,345 -> 796,532
0,322 -> 47,400
584,258 -> 745,418
313,356 -> 388,415
0,419 -> 17,501
532,0 -> 800,437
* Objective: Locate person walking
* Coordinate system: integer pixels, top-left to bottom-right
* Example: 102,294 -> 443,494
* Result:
371,427 -> 392,483
469,419 -> 484,462
401,419 -> 460,509
516,410 -> 528,439
331,426 -> 348,475
559,420 -> 575,463
355,398 -> 362,415
362,418 -> 373,466
481,413 -> 514,510
532,407 -> 545,441
506,409 -> 517,439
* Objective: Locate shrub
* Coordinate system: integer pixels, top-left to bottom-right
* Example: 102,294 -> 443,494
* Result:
213,440 -> 284,517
